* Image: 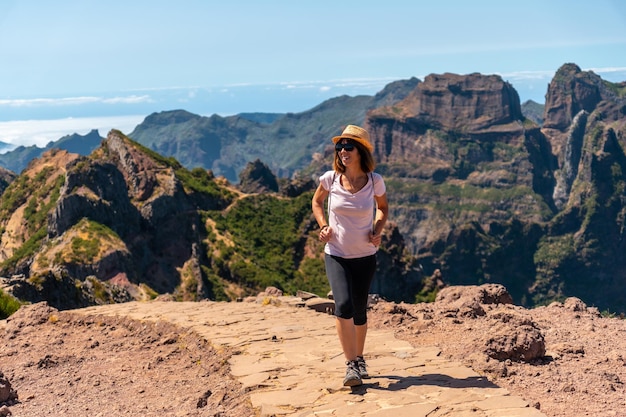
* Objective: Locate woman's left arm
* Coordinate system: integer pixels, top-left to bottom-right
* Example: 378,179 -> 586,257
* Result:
369,193 -> 388,246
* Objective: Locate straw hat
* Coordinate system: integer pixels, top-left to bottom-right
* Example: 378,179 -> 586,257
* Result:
332,125 -> 373,153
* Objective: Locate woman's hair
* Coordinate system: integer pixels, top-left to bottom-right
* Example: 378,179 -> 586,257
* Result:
333,140 -> 376,173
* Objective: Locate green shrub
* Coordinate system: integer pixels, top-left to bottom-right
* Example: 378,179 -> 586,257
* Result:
175,166 -> 233,201
287,257 -> 329,297
0,288 -> 21,319
206,192 -> 317,295
139,283 -> 159,300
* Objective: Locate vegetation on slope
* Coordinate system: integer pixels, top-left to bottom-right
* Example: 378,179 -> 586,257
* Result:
0,288 -> 21,319
0,167 -> 65,272
202,191 -> 329,300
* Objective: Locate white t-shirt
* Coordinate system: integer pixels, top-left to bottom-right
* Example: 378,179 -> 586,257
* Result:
319,170 -> 386,259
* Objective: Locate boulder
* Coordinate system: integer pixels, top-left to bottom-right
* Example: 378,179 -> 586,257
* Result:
0,371 -> 18,404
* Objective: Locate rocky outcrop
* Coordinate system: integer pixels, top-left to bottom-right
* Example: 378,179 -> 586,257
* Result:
0,370 -> 18,407
542,63 -> 626,168
434,285 -> 545,361
370,72 -> 523,133
367,72 -> 527,181
238,159 -> 279,193
0,131 -> 237,309
373,284 -> 546,363
534,64 -> 626,310
543,63 -> 606,131
0,167 -> 15,195
361,66 -> 626,314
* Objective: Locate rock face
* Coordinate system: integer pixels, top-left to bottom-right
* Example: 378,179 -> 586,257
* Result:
362,64 -> 626,312
543,63 -> 607,131
0,167 -> 15,195
375,72 -> 523,133
0,131 -> 234,309
238,159 -> 279,194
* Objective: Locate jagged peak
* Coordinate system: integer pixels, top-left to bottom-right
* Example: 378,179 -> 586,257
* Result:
555,62 -> 583,77
543,62 -> 621,130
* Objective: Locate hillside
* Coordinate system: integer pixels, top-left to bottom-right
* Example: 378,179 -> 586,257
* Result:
362,64 -> 626,312
0,130 -> 423,312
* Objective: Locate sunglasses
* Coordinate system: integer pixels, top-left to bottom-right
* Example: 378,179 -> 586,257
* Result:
335,143 -> 356,152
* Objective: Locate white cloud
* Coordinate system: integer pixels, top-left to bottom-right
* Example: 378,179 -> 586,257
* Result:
102,95 -> 152,104
0,95 -> 152,108
591,67 -> 626,79
498,70 -> 556,81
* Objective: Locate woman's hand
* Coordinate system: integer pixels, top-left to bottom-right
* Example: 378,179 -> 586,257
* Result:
319,226 -> 332,243
368,231 -> 382,247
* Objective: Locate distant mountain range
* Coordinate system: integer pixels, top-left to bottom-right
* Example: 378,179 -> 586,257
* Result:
0,141 -> 13,153
2,63 -> 626,314
0,129 -> 103,174
0,77 -> 542,182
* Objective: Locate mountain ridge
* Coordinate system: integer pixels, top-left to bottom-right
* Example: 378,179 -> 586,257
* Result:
1,63 -> 626,314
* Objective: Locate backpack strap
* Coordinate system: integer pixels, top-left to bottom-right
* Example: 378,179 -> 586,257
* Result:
327,172 -> 336,225
370,172 -> 377,231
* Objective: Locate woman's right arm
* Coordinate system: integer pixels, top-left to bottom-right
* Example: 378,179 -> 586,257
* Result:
312,183 -> 329,229
312,184 -> 332,242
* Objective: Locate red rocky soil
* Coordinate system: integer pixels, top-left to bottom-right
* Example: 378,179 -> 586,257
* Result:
1,284 -> 626,417
0,303 -> 254,417
368,286 -> 626,417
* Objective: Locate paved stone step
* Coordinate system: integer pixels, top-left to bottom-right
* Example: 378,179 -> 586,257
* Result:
76,300 -> 546,417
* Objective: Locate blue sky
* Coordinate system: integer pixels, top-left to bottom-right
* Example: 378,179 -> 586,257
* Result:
1,0 -> 625,147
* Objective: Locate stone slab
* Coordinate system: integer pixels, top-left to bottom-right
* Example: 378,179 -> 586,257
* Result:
76,300 -> 547,417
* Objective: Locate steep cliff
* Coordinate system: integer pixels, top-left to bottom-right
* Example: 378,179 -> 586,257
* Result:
0,166 -> 16,195
367,71 -> 548,242
535,64 -> 626,309
363,65 -> 626,311
0,131 -> 236,308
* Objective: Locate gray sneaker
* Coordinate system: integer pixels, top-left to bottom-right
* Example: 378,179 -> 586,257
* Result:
343,360 -> 362,386
356,356 -> 369,379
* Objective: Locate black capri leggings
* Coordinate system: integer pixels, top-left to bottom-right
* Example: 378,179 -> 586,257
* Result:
325,254 -> 376,325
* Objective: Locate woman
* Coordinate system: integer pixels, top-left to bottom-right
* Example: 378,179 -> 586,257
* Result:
311,124 -> 388,387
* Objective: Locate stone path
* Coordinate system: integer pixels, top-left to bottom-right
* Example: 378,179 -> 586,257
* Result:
77,299 -> 546,417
